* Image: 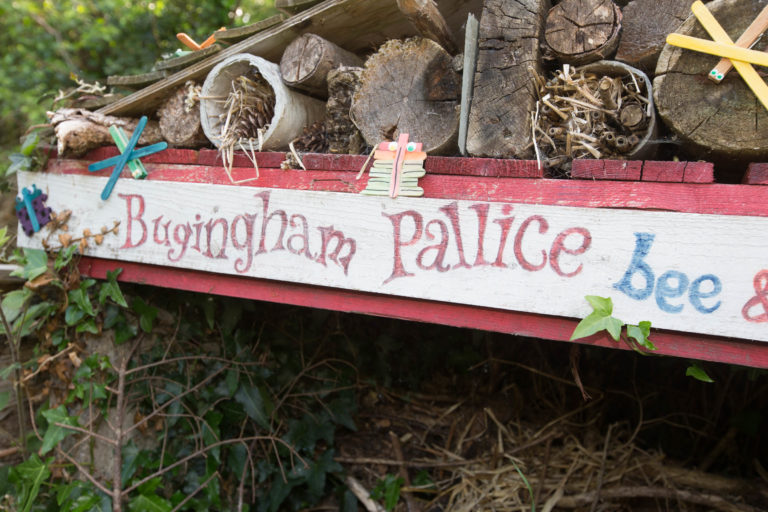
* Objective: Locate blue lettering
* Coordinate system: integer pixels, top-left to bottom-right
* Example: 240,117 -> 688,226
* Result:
613,233 -> 655,300
689,274 -> 722,314
655,270 -> 689,313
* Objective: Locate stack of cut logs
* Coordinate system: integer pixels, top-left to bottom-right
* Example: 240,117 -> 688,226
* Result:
50,0 -> 768,175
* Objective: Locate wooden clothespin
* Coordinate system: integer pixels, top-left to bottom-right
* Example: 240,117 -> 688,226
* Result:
15,185 -> 52,236
666,1 -> 768,112
176,27 -> 226,51
709,4 -> 768,82
87,116 -> 168,200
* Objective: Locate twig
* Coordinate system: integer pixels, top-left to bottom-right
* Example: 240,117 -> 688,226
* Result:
389,431 -> 420,512
345,475 -> 386,512
590,423 -> 615,512
171,471 -> 219,512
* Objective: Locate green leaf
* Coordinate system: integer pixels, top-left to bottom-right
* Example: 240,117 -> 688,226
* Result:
0,226 -> 9,247
225,369 -> 239,397
0,390 -> 10,412
13,302 -> 54,337
76,318 -> 99,334
64,305 -> 86,326
686,364 -> 715,383
132,298 -> 158,333
12,249 -> 48,281
570,311 -> 623,342
0,362 -> 20,380
235,384 -> 271,429
371,474 -> 403,512
585,295 -> 613,316
10,454 -> 51,512
115,321 -> 138,344
98,268 -> 127,307
40,405 -> 79,454
1,288 -> 32,325
127,494 -> 172,512
54,245 -> 79,271
7,153 -> 31,175
69,288 -> 96,317
627,321 -> 656,351
20,132 -> 40,157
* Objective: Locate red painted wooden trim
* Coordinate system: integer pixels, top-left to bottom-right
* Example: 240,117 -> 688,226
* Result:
642,160 -> 684,182
682,161 -> 714,183
571,159 -> 643,180
78,256 -> 768,369
744,163 -> 768,185
47,158 -> 768,217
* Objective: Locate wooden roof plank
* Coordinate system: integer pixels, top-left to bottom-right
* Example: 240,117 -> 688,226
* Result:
98,0 -> 480,117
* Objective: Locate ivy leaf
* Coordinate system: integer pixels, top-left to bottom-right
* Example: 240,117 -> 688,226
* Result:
54,244 -> 79,271
627,321 -> 656,351
10,454 -> 50,512
20,132 -> 39,157
98,268 -> 127,307
571,311 -> 623,341
12,249 -> 48,280
0,390 -> 10,412
225,369 -> 239,397
1,288 -> 32,325
132,298 -> 158,333
127,494 -> 172,512
234,384 -> 272,429
0,226 -> 9,247
7,153 -> 31,175
75,318 -> 99,334
585,295 -> 613,316
686,364 -> 715,383
68,288 -> 96,317
64,305 -> 86,326
40,406 -> 79,454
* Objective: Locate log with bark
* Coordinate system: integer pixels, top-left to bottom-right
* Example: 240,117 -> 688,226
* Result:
466,0 -> 550,158
48,108 -> 163,157
350,37 -> 460,154
280,34 -> 363,98
654,0 -> 768,170
544,0 -> 622,65
156,82 -> 207,147
396,0 -> 458,54
326,66 -> 365,154
615,0 -> 701,72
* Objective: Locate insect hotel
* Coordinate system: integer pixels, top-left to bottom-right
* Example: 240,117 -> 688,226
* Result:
18,0 -> 768,368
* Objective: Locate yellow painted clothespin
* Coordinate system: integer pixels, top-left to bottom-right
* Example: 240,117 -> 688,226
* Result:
176,27 -> 226,51
666,1 -> 768,112
709,4 -> 768,82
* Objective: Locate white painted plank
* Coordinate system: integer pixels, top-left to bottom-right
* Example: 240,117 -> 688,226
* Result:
16,171 -> 768,342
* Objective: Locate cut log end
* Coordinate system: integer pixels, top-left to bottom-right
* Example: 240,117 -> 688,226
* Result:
280,34 -> 363,98
545,0 -> 622,65
654,0 -> 768,165
157,83 -> 207,147
350,37 -> 460,154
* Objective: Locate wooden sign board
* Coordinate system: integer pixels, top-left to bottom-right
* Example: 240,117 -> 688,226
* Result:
17,170 -> 768,344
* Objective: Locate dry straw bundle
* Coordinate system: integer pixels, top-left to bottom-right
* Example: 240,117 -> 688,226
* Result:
215,72 -> 276,173
531,62 -> 654,172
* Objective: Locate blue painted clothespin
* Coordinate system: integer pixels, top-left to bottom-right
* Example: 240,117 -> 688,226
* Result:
15,185 -> 52,236
87,116 -> 167,200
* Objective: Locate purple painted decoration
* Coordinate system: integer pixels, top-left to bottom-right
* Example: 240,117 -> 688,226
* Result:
15,185 -> 52,236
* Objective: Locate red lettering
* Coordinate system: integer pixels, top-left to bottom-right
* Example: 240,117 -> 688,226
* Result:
439,202 -> 471,269
254,191 -> 288,255
316,226 -> 356,275
204,218 -> 228,259
514,215 -> 548,271
549,227 -> 591,277
416,219 -> 450,272
469,203 -> 490,267
231,214 -> 257,273
383,210 -> 423,284
119,193 -> 147,249
152,215 -> 171,247
168,223 -> 191,262
287,214 -> 314,259
492,212 -> 515,268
